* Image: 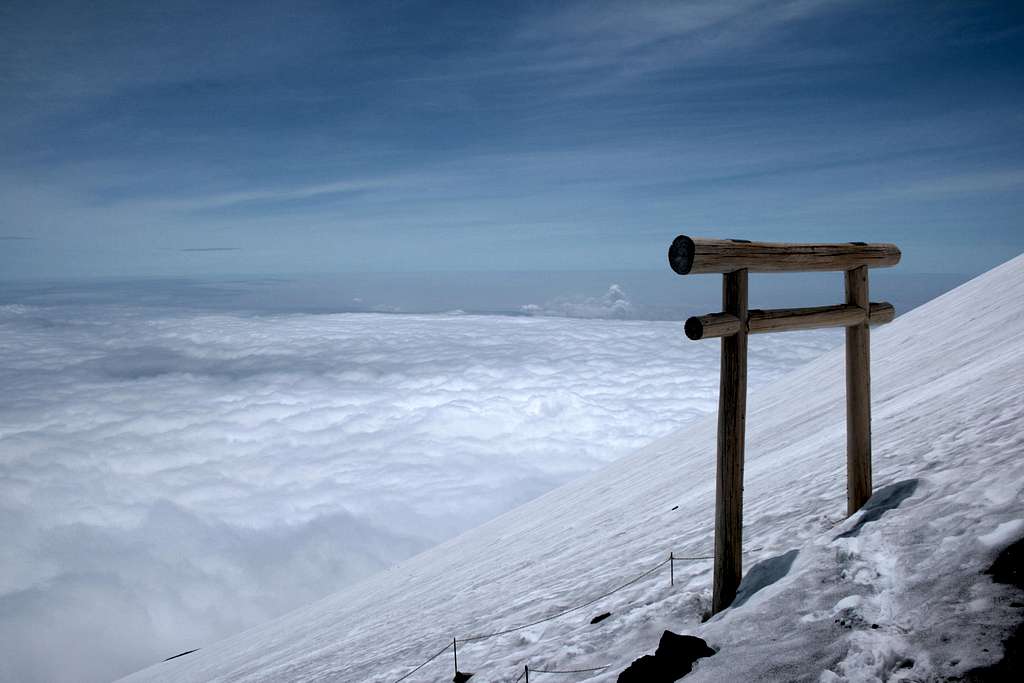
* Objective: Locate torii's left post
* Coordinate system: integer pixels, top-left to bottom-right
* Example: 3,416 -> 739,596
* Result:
714,268 -> 748,613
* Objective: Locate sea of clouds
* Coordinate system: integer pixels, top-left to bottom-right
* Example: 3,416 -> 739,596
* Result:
0,299 -> 840,682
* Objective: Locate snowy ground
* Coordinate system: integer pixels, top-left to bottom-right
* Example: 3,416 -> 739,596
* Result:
120,254 -> 1024,682
0,303 -> 837,683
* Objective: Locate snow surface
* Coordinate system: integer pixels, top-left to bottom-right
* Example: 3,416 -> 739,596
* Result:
122,255 -> 1024,683
0,303 -> 836,683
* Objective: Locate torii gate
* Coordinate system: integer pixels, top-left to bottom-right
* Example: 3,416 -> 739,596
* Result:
668,235 -> 901,614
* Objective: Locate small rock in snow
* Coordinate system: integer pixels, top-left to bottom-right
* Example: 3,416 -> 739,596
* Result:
618,630 -> 714,682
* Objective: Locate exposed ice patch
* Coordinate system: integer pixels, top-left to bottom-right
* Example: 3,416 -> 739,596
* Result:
833,595 -> 862,612
979,519 -> 1024,548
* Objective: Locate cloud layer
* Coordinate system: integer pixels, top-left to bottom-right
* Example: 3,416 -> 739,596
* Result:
0,302 -> 837,682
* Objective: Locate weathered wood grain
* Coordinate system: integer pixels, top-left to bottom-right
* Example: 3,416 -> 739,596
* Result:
713,268 -> 747,615
684,312 -> 742,340
669,235 -> 901,274
684,302 -> 895,340
845,266 -> 872,515
749,301 -> 894,334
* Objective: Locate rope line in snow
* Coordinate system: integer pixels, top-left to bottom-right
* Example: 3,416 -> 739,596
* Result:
391,550 -> 713,682
530,664 -> 611,674
391,640 -> 453,682
457,557 -> 671,643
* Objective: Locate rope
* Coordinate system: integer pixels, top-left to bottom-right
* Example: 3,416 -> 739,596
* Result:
458,557 -> 671,643
390,549 -> 714,681
392,640 -> 453,682
530,664 -> 611,674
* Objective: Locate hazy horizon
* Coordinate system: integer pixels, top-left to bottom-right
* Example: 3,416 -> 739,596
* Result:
0,267 -> 976,321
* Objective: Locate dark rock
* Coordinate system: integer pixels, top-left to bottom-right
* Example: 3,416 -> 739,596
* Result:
618,655 -> 662,681
655,631 -> 715,662
452,672 -> 473,682
591,612 -> 611,624
985,536 -> 1024,587
963,536 -> 1024,681
618,630 -> 714,682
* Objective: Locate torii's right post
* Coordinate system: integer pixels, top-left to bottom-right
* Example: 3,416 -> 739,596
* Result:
845,265 -> 872,515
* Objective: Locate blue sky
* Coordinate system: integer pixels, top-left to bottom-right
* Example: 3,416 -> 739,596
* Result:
1,0 -> 1022,279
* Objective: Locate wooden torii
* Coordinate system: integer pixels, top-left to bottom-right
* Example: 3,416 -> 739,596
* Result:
668,235 -> 901,614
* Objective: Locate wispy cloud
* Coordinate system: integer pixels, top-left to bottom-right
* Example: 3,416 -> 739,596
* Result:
894,169 -> 1024,198
149,178 -> 402,212
515,0 -> 842,63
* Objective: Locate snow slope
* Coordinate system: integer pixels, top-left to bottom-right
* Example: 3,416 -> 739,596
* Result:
122,255 -> 1024,682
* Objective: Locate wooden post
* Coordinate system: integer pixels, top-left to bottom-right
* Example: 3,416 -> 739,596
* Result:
525,665 -> 529,682
845,266 -> 872,515
670,551 -> 674,586
453,637 -> 458,675
712,268 -> 747,614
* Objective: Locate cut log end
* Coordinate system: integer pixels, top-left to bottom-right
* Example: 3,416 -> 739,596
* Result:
869,302 -> 895,325
684,316 -> 704,340
668,235 -> 696,275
